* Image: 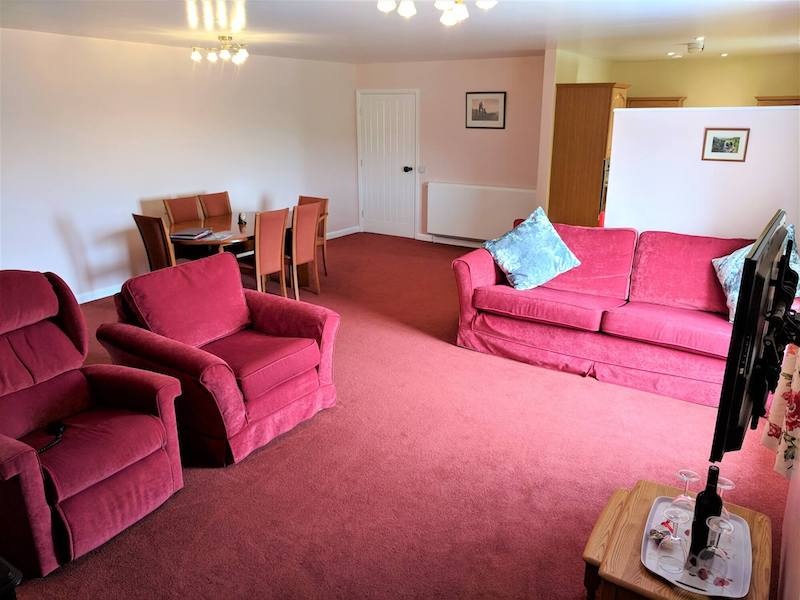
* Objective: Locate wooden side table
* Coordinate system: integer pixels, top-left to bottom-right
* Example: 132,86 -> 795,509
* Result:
583,480 -> 772,600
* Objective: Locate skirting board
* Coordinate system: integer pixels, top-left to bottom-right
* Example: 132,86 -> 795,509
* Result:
77,225 -> 364,304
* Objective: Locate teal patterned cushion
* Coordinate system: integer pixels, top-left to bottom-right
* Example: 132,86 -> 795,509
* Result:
483,207 -> 580,290
712,224 -> 800,323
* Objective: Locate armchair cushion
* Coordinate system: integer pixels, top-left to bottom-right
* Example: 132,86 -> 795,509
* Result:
21,408 -> 167,503
201,329 -> 321,402
121,253 -> 250,347
0,271 -> 59,336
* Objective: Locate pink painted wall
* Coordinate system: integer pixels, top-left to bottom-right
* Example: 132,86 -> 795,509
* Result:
356,56 -> 543,235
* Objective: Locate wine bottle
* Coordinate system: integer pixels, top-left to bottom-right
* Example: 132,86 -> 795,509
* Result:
689,465 -> 723,559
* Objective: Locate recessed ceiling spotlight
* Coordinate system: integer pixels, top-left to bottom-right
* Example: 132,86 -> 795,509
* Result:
666,51 -> 675,56
721,53 -> 729,57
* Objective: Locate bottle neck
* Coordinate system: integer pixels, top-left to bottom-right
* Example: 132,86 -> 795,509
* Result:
706,466 -> 719,492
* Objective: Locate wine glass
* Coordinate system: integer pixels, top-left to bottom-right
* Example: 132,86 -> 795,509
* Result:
657,504 -> 692,575
717,477 -> 735,519
673,469 -> 700,510
696,516 -> 735,587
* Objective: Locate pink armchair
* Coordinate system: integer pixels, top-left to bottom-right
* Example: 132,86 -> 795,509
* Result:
97,253 -> 340,466
0,270 -> 183,578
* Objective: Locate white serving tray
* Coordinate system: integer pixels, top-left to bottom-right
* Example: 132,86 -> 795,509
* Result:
640,496 -> 752,598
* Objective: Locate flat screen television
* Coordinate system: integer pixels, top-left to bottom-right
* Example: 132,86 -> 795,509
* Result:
710,210 -> 799,462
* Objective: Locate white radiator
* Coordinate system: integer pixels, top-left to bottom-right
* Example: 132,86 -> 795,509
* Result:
426,182 -> 539,242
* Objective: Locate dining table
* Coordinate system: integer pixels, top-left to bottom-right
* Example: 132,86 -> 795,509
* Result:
169,210 -> 290,253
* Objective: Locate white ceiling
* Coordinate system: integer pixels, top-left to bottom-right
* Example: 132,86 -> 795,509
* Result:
1,0 -> 798,63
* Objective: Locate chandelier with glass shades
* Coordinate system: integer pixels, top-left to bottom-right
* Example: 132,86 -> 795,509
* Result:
377,0 -> 498,26
190,35 -> 249,65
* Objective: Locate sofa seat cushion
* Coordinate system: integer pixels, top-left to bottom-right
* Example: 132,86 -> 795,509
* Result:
201,329 -> 321,402
601,301 -> 733,358
473,286 -> 626,332
22,408 -> 166,503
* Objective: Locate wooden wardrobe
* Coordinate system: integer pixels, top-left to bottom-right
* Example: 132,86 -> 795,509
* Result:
548,82 -> 629,227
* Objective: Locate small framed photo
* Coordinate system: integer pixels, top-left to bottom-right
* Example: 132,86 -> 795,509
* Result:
702,128 -> 750,162
466,91 -> 506,129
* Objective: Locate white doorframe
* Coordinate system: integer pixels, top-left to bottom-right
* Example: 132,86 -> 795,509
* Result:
356,89 -> 422,238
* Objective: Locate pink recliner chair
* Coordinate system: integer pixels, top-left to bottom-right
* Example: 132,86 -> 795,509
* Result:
0,270 -> 183,577
97,253 -> 340,467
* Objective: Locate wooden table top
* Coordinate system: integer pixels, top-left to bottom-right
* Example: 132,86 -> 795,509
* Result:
170,212 -> 256,246
595,480 -> 771,600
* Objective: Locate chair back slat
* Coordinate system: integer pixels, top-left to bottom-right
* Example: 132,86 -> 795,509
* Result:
255,209 -> 289,277
199,192 -> 232,218
292,203 -> 320,266
133,214 -> 176,271
164,195 -> 201,223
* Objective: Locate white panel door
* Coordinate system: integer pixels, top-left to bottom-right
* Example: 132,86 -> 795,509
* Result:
358,93 -> 416,238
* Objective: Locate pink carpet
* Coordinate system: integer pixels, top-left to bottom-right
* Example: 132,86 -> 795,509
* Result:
20,233 -> 789,599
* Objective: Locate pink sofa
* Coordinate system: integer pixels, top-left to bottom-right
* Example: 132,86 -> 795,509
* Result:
453,225 -> 752,406
0,270 -> 183,577
97,253 -> 340,466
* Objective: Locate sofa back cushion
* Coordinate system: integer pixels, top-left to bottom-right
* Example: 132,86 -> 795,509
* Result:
629,231 -> 753,314
542,225 -> 638,300
121,252 -> 250,347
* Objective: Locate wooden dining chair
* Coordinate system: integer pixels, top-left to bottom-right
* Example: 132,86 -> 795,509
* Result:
298,195 -> 329,275
287,202 -> 321,301
199,192 -> 232,218
164,195 -> 201,223
132,214 -> 177,271
251,209 -> 289,296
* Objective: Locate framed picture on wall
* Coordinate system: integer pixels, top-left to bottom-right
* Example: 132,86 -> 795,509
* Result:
466,92 -> 506,129
702,128 -> 750,162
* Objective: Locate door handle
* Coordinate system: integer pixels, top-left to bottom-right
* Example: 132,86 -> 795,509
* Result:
403,166 -> 413,173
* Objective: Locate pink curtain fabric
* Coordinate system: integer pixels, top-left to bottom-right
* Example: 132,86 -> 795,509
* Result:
763,344 -> 800,478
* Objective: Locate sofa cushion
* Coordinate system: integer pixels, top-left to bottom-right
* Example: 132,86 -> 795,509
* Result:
483,208 -> 580,290
629,231 -> 753,314
712,224 -> 800,322
22,408 -> 166,502
543,225 -> 638,300
201,329 -> 321,402
601,301 -> 733,358
473,286 -> 626,332
121,253 -> 250,347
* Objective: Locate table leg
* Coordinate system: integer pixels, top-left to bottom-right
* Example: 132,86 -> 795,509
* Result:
584,564 -> 600,600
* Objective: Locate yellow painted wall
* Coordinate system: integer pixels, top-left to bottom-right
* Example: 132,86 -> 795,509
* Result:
608,53 -> 800,107
555,50 -> 611,84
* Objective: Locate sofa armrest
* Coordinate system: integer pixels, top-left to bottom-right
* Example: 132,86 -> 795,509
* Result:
244,290 -> 341,385
0,435 -> 58,577
83,365 -> 184,489
451,248 -> 503,327
96,323 -> 247,436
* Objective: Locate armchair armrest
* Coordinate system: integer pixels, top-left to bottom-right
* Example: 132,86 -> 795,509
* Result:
96,323 -> 246,436
0,435 -> 57,576
82,364 -> 184,490
451,248 -> 502,326
244,290 -> 340,385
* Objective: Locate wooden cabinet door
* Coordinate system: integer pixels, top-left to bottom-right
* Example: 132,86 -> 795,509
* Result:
549,84 -> 621,227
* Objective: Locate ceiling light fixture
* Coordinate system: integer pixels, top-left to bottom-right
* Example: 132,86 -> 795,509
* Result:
230,0 -> 246,32
721,52 -> 729,57
666,51 -> 675,56
672,54 -> 682,59
377,0 -> 397,13
190,35 -> 248,65
378,0 -> 493,24
216,0 -> 228,29
202,0 -> 214,31
186,0 -> 200,29
397,0 -> 417,18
